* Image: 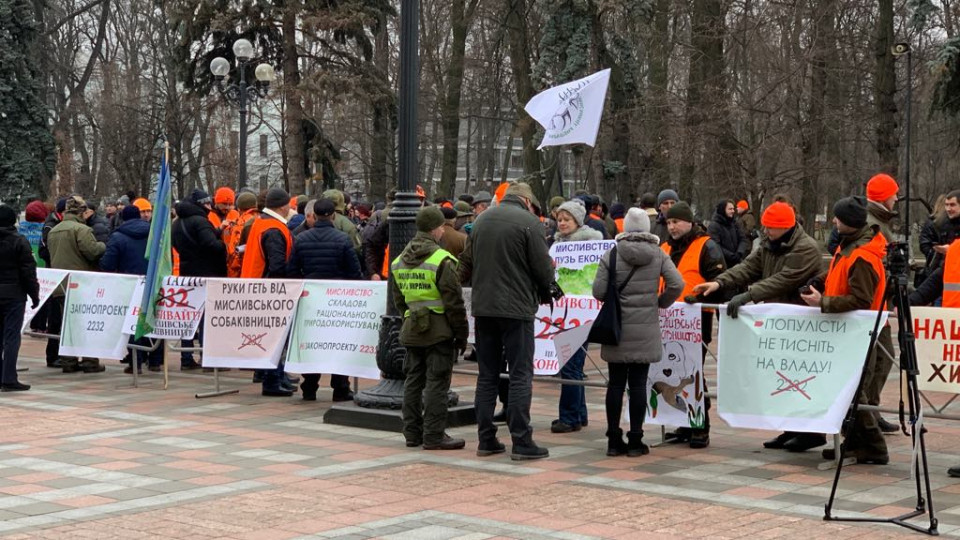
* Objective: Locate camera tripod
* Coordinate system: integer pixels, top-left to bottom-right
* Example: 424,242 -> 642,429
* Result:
823,243 -> 937,535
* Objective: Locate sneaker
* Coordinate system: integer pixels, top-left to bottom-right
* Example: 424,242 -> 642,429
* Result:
550,420 -> 581,433
0,382 -> 31,392
476,439 -> 506,457
511,443 -> 549,461
405,439 -> 422,448
423,434 -> 466,451
332,390 -> 355,402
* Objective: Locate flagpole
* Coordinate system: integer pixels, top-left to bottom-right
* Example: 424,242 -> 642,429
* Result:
162,142 -> 170,390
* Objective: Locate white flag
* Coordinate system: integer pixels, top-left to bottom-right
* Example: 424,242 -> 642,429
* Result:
524,68 -> 611,149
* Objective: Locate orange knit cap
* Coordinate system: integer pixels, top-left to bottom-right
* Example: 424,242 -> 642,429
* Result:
214,187 -> 235,205
736,200 -> 748,210
132,198 -> 152,212
866,173 -> 898,202
494,182 -> 510,203
761,202 -> 796,229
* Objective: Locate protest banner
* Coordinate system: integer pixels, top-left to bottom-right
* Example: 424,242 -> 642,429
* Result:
913,306 -> 960,394
59,271 -> 139,360
202,279 -> 303,369
285,281 -> 387,379
22,268 -> 68,333
717,304 -> 886,433
122,276 -> 206,339
645,303 -> 705,428
531,240 -> 615,375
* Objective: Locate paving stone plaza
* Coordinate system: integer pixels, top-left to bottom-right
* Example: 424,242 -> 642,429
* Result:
1,336 -> 960,539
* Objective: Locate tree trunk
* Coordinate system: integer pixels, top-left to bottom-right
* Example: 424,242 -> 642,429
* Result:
369,10 -> 391,199
799,0 -> 835,228
504,0 -> 542,197
282,6 -> 306,195
874,0 -> 899,176
646,0 -> 671,193
438,0 -> 479,198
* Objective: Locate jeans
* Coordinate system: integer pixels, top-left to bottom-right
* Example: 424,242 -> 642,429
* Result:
0,301 -> 25,385
558,347 -> 587,426
475,317 -> 535,446
605,363 -> 650,433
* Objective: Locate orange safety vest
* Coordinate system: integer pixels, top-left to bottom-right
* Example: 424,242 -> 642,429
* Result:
659,236 -> 710,297
824,232 -> 887,310
226,209 -> 259,278
381,245 -> 390,278
208,209 -> 239,232
172,248 -> 181,277
614,218 -> 624,234
944,241 -> 960,308
240,216 -> 293,278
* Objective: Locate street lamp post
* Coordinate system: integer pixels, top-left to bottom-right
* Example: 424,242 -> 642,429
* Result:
892,41 -> 911,246
209,39 -> 276,191
355,0 -> 434,409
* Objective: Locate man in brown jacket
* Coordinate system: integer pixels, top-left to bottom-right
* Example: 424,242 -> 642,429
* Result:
439,206 -> 467,258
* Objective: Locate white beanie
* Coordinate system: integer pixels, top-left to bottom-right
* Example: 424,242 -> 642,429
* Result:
557,200 -> 586,227
622,207 -> 650,233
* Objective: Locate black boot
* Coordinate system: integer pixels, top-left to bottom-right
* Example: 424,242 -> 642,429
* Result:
606,428 -> 628,457
626,431 -> 649,457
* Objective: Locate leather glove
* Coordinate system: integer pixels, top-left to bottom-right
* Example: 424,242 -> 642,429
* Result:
726,292 -> 752,319
30,297 -> 39,309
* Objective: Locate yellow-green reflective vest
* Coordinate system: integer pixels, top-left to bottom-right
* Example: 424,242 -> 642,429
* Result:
391,248 -> 457,316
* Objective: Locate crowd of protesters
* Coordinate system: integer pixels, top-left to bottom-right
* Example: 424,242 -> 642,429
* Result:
3,173 -> 960,473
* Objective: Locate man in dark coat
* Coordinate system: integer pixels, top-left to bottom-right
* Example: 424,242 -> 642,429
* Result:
86,202 -> 111,243
101,205 -> 163,372
707,199 -> 750,268
171,189 -> 227,370
459,183 -> 555,461
651,189 -> 678,242
0,205 -> 39,391
287,199 -> 361,402
661,201 -> 726,449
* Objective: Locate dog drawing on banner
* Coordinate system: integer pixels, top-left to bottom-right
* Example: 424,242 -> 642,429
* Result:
647,340 -> 705,428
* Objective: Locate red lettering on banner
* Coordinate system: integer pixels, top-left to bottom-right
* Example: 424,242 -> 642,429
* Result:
952,321 -> 960,341
915,318 -> 929,340
932,319 -> 947,341
945,343 -> 958,363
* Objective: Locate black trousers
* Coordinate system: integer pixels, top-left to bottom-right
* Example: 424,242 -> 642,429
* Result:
0,301 -> 25,385
300,373 -> 351,396
45,296 -> 65,365
605,363 -> 650,434
475,316 -> 535,446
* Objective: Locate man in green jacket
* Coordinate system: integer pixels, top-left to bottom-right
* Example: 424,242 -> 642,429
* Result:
692,201 -> 824,452
322,189 -> 362,252
47,195 -> 106,373
459,183 -> 555,461
392,206 -> 469,451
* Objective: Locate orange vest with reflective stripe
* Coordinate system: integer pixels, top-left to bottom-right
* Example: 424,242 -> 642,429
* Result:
660,236 -> 709,297
172,249 -> 181,276
614,218 -> 624,234
824,233 -> 887,310
240,217 -> 292,278
226,209 -> 258,278
382,246 -> 390,278
942,241 -> 960,307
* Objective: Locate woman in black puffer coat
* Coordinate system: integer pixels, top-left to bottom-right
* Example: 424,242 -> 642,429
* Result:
707,199 -> 750,268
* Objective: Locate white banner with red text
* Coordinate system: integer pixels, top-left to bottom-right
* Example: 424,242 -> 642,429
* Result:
913,306 -> 960,394
285,280 -> 387,379
122,276 -> 206,339
23,268 -> 69,334
645,303 -> 706,429
201,279 -> 304,369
